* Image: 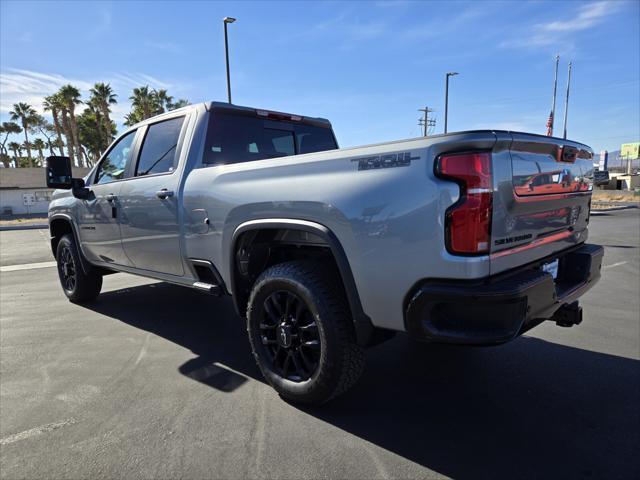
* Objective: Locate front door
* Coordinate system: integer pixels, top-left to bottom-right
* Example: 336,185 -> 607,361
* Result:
77,129 -> 137,266
118,115 -> 187,276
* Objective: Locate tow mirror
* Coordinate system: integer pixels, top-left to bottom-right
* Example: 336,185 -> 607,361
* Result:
45,156 -> 73,189
45,156 -> 91,199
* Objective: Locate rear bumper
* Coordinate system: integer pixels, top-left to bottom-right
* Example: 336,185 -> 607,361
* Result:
405,243 -> 603,345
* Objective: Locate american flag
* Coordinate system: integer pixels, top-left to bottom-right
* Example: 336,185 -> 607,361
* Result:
546,110 -> 554,136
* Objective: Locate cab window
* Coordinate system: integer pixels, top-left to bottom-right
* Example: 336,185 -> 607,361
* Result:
95,130 -> 136,184
135,117 -> 185,176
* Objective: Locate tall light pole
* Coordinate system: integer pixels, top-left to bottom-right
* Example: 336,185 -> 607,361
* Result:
547,55 -> 559,136
444,72 -> 458,134
223,16 -> 236,104
562,62 -> 572,140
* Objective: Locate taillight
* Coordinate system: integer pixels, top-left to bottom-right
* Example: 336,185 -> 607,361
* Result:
436,152 -> 493,255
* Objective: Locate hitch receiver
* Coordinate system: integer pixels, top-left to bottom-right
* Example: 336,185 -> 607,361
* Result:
551,301 -> 583,327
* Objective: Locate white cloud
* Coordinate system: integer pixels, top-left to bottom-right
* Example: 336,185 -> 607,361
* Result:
111,73 -> 172,90
0,69 -> 92,114
500,1 -> 618,50
0,68 -> 174,123
541,1 -> 613,32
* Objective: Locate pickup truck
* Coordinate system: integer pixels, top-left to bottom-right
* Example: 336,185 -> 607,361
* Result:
46,102 -> 604,404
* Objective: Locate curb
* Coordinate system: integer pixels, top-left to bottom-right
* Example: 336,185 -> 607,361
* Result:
591,205 -> 638,214
0,224 -> 48,231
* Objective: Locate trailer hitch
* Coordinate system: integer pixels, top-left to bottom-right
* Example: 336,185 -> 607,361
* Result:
550,301 -> 583,327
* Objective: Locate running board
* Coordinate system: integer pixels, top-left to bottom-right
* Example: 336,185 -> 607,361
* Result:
193,282 -> 222,296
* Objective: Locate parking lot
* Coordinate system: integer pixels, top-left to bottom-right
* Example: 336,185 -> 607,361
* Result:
1,209 -> 638,479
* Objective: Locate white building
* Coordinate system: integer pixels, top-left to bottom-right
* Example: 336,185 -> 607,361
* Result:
0,167 -> 91,216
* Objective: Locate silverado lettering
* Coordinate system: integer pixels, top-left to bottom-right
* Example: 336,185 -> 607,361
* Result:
352,151 -> 420,170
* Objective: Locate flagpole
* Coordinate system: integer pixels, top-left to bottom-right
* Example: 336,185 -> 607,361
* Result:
548,55 -> 559,136
562,62 -> 572,140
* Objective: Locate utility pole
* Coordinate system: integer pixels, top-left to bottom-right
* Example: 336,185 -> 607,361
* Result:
418,107 -> 435,137
444,72 -> 458,134
223,17 -> 236,104
562,61 -> 572,140
547,55 -> 559,136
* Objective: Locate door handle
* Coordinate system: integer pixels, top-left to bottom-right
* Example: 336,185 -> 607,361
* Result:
156,189 -> 174,199
106,193 -> 117,202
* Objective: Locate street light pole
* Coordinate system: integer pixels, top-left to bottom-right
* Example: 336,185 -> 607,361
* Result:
444,72 -> 458,134
223,17 -> 236,104
562,62 -> 572,140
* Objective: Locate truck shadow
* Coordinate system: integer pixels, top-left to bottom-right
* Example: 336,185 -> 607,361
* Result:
86,281 -> 639,479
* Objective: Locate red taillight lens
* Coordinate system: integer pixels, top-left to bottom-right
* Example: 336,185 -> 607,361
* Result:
437,152 -> 493,255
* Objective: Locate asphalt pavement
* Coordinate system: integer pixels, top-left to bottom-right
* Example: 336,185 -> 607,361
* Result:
1,209 -> 638,479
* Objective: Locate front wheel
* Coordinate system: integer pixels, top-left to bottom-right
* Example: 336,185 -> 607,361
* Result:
246,261 -> 365,405
56,234 -> 102,303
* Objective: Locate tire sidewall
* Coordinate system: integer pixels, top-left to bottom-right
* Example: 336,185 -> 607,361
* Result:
247,272 -> 344,402
56,235 -> 79,298
55,233 -> 102,302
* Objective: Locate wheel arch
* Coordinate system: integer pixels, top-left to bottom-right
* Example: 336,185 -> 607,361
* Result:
230,219 -> 374,346
49,214 -> 93,275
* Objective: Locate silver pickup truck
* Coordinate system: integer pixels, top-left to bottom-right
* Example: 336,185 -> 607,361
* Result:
46,102 -> 603,404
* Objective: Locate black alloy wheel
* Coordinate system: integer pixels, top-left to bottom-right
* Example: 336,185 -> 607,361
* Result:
55,233 -> 103,303
259,290 -> 321,382
246,261 -> 366,405
58,245 -> 77,292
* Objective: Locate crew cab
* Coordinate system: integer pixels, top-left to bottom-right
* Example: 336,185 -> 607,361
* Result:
46,102 -> 603,404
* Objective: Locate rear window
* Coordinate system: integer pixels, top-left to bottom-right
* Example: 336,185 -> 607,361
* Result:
203,112 -> 337,165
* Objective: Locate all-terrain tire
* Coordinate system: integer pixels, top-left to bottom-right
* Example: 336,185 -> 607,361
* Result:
246,261 -> 365,405
56,234 -> 102,303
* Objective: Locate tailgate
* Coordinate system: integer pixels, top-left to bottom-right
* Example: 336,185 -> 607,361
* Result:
491,133 -> 595,275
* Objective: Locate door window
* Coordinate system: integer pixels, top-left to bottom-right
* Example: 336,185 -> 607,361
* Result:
95,130 -> 136,184
136,116 -> 185,176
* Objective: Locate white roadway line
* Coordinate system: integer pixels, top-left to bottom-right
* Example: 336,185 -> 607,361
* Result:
0,261 -> 57,272
603,261 -> 628,270
0,418 -> 76,446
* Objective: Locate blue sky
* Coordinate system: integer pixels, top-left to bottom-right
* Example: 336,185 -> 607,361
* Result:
1,0 -> 638,153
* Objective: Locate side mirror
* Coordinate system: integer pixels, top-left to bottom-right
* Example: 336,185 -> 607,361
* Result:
71,178 -> 91,200
45,156 -> 91,200
46,156 -> 73,189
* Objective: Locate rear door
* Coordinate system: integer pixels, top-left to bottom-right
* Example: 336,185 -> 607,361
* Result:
118,113 -> 188,276
491,133 -> 594,274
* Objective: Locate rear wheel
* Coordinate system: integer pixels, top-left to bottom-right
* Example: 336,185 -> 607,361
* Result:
247,261 -> 365,405
56,234 -> 102,303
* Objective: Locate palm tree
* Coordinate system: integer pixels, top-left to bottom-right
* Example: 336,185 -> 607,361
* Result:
129,85 -> 156,120
9,102 -> 38,167
153,89 -> 173,114
168,99 -> 190,110
0,121 -> 22,159
89,82 -> 117,144
43,94 -> 66,157
86,98 -> 105,154
123,112 -> 141,127
8,141 -> 22,166
58,85 -> 84,167
32,138 -> 46,165
30,115 -> 57,157
59,106 -> 76,164
22,140 -> 34,161
53,138 -> 65,156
